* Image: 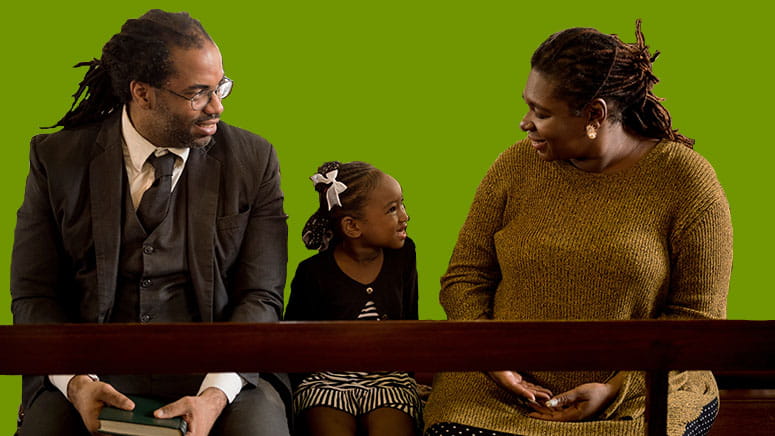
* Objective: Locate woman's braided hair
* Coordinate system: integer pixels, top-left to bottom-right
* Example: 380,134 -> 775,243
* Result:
49,9 -> 211,129
301,161 -> 383,251
531,19 -> 693,148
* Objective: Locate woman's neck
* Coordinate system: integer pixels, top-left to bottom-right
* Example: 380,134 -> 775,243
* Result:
571,128 -> 657,173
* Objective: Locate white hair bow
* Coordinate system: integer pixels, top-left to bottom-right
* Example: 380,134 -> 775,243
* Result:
310,170 -> 348,210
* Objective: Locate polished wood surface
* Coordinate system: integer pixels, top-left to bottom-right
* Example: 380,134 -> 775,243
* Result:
1,320 -> 773,436
0,320 -> 772,374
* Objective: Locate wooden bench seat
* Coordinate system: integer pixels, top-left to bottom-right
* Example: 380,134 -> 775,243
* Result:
709,372 -> 775,435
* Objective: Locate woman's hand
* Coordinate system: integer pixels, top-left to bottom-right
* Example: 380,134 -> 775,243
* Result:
488,371 -> 552,403
528,380 -> 619,421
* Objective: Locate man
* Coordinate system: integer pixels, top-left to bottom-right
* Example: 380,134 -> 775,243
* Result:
11,9 -> 290,436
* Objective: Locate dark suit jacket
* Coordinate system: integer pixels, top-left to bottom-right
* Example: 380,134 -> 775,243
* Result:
10,112 -> 290,409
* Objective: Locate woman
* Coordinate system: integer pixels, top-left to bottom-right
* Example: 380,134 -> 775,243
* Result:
423,20 -> 732,436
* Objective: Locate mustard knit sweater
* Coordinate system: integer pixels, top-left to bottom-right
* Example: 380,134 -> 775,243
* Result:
423,139 -> 733,436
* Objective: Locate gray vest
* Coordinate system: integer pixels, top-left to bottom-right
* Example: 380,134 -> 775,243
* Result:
106,169 -> 203,398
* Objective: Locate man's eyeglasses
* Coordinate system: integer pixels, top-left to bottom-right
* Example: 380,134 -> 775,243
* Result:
161,77 -> 233,111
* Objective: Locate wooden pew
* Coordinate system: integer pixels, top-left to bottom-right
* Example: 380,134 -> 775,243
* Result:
0,320 -> 773,436
710,371 -> 775,435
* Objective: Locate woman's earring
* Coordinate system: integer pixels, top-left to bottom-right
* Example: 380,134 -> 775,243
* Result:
586,124 -> 598,140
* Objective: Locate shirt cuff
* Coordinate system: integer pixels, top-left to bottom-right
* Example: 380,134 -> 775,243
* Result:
49,374 -> 99,401
197,373 -> 247,404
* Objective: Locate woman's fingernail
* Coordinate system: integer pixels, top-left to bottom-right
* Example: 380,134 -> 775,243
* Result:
546,398 -> 559,407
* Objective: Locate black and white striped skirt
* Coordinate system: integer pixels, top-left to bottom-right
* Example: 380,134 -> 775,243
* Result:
293,370 -> 421,422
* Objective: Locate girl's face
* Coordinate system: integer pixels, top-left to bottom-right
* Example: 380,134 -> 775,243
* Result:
356,173 -> 409,250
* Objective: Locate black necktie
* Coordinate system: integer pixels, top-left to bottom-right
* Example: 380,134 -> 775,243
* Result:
137,153 -> 176,231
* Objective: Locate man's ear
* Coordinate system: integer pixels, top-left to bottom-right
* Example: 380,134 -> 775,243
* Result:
340,216 -> 361,239
129,80 -> 154,109
585,97 -> 608,128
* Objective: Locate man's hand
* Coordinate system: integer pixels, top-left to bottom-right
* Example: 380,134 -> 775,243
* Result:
154,387 -> 228,436
67,375 -> 134,432
528,382 -> 618,421
488,371 -> 553,403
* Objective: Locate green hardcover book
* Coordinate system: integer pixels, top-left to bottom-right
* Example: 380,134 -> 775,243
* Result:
98,395 -> 188,436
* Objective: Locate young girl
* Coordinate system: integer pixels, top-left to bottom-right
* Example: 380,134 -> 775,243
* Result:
284,161 -> 420,436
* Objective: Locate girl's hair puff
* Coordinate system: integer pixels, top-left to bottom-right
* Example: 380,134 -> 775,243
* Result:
301,161 -> 383,251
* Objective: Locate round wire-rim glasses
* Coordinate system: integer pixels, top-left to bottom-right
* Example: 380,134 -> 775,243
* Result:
161,77 -> 233,111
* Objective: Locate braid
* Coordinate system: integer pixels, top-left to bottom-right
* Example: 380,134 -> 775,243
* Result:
48,9 -> 211,129
45,58 -> 120,129
531,19 -> 694,148
617,20 -> 694,147
301,161 -> 383,251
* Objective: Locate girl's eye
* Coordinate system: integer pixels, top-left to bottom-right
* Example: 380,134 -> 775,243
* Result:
388,206 -> 397,213
535,111 -> 549,119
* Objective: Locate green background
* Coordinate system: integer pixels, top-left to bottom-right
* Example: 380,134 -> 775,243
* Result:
1,0 -> 771,431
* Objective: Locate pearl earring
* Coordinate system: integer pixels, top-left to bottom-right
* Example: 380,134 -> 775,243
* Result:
586,125 -> 597,140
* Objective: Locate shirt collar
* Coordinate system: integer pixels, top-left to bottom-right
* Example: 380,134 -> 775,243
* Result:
121,106 -> 190,172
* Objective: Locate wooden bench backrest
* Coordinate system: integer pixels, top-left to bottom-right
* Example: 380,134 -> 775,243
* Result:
1,320 -> 773,436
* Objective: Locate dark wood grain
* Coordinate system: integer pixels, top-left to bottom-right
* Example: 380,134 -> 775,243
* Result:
646,370 -> 669,436
2,320 -> 773,374
708,391 -> 775,436
1,320 -> 773,436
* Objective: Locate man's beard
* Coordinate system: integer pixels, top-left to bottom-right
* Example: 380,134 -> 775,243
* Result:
163,113 -> 218,149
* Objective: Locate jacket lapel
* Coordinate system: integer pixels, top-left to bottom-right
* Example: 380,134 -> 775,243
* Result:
89,115 -> 124,323
185,147 -> 221,322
